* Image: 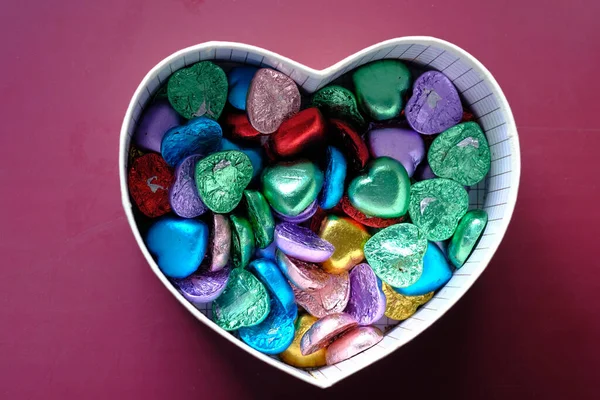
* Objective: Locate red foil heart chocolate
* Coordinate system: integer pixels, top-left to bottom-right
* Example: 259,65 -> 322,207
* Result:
223,112 -> 262,142
128,153 -> 174,217
269,108 -> 326,159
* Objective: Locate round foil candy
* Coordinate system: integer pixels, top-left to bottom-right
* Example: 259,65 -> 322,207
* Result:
145,216 -> 208,279
348,157 -> 411,219
269,108 -> 326,159
327,119 -> 370,171
261,160 -> 324,217
161,117 -> 222,167
326,326 -> 383,365
405,71 -> 463,135
212,268 -> 270,331
352,59 -> 412,121
428,122 -> 491,186
276,250 -> 329,292
279,314 -> 327,368
311,86 -> 366,130
244,190 -> 275,249
394,241 -> 452,296
448,209 -> 488,268
239,294 -> 296,355
319,146 -> 347,210
194,150 -> 253,213
272,200 -> 318,223
364,223 -> 428,288
319,215 -> 371,274
383,283 -> 434,321
340,196 -> 407,228
409,178 -> 469,241
292,272 -> 350,318
274,222 -> 334,263
128,153 -> 174,218
300,313 -> 358,355
167,61 -> 228,120
367,127 -> 425,177
169,155 -> 208,218
229,214 -> 255,269
344,263 -> 386,325
209,214 -> 231,272
247,68 -> 301,134
248,258 -> 296,318
218,138 -> 264,180
223,112 -> 262,142
133,100 -> 181,152
172,265 -> 230,304
227,66 -> 257,111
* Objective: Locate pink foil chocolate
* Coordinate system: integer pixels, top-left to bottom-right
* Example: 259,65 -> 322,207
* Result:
209,214 -> 231,272
276,250 -> 329,291
325,326 -> 383,365
300,313 -> 358,355
292,272 -> 350,318
274,222 -> 335,263
246,68 -> 301,134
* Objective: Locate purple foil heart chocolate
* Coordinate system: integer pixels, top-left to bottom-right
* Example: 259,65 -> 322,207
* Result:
292,272 -> 350,318
405,71 -> 463,135
133,100 -> 181,152
272,200 -> 318,223
344,263 -> 386,325
367,127 -> 425,177
172,266 -> 230,305
275,222 -> 334,263
169,155 -> 208,218
276,250 -> 329,292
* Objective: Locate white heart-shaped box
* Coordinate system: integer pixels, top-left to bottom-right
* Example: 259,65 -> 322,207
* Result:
119,37 -> 520,388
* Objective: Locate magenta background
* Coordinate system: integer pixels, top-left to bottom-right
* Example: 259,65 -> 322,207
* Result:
1,0 -> 600,398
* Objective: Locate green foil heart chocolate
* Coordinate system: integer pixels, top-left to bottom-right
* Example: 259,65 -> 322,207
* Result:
195,150 -> 253,213
261,160 -> 324,217
428,122 -> 491,186
347,157 -> 410,218
212,268 -> 270,331
167,61 -> 228,120
311,86 -> 366,130
408,178 -> 469,241
448,209 -> 488,268
364,223 -> 427,288
352,59 -> 412,121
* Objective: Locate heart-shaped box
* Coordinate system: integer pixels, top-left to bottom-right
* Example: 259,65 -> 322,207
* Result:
119,37 -> 520,388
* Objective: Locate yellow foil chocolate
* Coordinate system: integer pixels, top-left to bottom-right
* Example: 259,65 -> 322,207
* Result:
319,215 -> 371,274
279,314 -> 327,368
382,283 -> 434,321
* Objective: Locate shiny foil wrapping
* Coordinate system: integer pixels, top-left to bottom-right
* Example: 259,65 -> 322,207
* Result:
299,313 -> 358,355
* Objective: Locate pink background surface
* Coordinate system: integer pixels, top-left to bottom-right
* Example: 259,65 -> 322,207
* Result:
1,0 -> 599,398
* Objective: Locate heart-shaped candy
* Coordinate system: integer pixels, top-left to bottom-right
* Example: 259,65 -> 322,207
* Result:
161,117 -> 222,167
261,160 -> 324,217
167,61 -> 228,120
169,155 -> 207,218
347,157 -> 410,218
352,59 -> 412,121
311,86 -> 366,130
145,216 -> 208,279
172,265 -> 230,304
382,283 -> 434,321
405,71 -> 463,135
364,223 -> 428,288
344,263 -> 386,326
195,150 -> 253,213
212,268 -> 270,331
227,66 -> 257,111
269,108 -> 326,159
393,242 -> 452,296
